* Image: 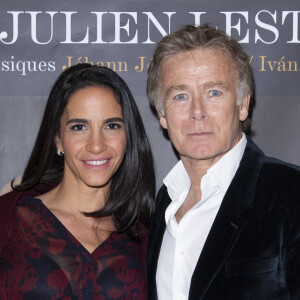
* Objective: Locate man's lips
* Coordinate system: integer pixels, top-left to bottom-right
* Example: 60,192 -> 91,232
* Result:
188,132 -> 212,135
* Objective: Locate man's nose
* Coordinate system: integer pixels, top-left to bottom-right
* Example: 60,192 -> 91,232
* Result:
190,94 -> 209,120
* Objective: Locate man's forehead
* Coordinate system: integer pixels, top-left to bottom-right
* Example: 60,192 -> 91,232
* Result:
161,49 -> 235,82
161,49 -> 235,92
162,48 -> 232,65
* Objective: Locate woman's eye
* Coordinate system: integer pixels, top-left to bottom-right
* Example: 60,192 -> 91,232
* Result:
209,90 -> 221,97
174,93 -> 187,100
71,124 -> 86,131
106,123 -> 121,130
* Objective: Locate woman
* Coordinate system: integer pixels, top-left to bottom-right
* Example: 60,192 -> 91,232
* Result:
0,64 -> 155,299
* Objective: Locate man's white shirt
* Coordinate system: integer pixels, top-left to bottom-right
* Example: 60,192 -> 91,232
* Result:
156,134 -> 247,300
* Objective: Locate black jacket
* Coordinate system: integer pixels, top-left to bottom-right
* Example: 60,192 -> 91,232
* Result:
147,137 -> 300,299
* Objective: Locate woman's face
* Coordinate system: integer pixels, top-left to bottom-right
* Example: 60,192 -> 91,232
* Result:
55,86 -> 127,189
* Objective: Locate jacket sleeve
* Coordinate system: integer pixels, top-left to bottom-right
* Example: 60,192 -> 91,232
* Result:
286,206 -> 300,299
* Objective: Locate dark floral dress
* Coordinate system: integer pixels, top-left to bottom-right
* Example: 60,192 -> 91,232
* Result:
0,197 -> 147,300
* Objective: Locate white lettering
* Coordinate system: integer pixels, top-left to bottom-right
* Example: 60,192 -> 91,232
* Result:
189,12 -> 206,26
61,12 -> 89,44
0,11 -> 23,44
28,11 -> 57,45
282,11 -> 300,43
91,12 -> 108,44
142,12 -> 175,44
220,11 -> 249,43
255,10 -> 279,44
110,12 -> 138,44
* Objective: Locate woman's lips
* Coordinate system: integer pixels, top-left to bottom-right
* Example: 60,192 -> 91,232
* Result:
82,159 -> 110,169
84,160 -> 108,166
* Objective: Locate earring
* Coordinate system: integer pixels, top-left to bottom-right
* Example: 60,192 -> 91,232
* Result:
57,149 -> 64,156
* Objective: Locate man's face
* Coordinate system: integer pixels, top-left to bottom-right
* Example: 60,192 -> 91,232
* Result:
159,48 -> 250,168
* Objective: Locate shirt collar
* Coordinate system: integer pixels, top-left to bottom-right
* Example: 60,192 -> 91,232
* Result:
163,160 -> 191,202
163,133 -> 247,201
207,133 -> 247,194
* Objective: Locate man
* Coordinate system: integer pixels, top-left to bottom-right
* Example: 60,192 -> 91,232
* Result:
146,25 -> 300,300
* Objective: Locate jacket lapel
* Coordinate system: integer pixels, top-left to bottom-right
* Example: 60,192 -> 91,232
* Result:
147,186 -> 171,299
189,138 -> 265,300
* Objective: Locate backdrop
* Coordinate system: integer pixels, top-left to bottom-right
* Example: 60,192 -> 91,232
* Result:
1,0 -> 300,190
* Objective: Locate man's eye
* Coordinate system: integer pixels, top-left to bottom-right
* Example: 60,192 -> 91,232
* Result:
174,94 -> 187,100
71,124 -> 86,131
209,90 -> 221,97
106,123 -> 121,130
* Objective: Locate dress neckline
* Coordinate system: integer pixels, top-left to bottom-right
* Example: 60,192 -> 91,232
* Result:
20,196 -> 118,258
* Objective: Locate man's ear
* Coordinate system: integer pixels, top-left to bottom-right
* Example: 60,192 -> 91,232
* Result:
157,109 -> 168,130
239,94 -> 250,122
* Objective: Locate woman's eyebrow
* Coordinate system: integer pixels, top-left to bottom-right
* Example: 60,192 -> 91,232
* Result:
103,117 -> 124,124
66,118 -> 88,125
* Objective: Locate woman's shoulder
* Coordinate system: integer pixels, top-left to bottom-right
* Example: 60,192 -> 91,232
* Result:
0,183 -> 56,212
0,189 -> 22,212
0,183 -> 56,253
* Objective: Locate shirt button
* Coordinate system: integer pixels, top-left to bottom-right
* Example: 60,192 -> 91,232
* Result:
178,294 -> 185,300
180,249 -> 185,255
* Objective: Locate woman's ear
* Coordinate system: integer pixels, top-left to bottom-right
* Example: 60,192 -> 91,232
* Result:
54,134 -> 63,153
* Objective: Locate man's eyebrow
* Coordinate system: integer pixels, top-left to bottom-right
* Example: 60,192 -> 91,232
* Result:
66,118 -> 88,125
165,84 -> 190,98
203,81 -> 228,89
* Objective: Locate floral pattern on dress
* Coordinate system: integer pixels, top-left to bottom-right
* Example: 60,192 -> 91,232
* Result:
0,197 -> 147,300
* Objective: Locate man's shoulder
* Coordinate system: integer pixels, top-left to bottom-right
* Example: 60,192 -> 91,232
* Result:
261,156 -> 300,181
255,156 -> 300,208
245,137 -> 300,182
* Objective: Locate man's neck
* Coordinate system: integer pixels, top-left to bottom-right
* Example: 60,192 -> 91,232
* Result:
175,185 -> 202,223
